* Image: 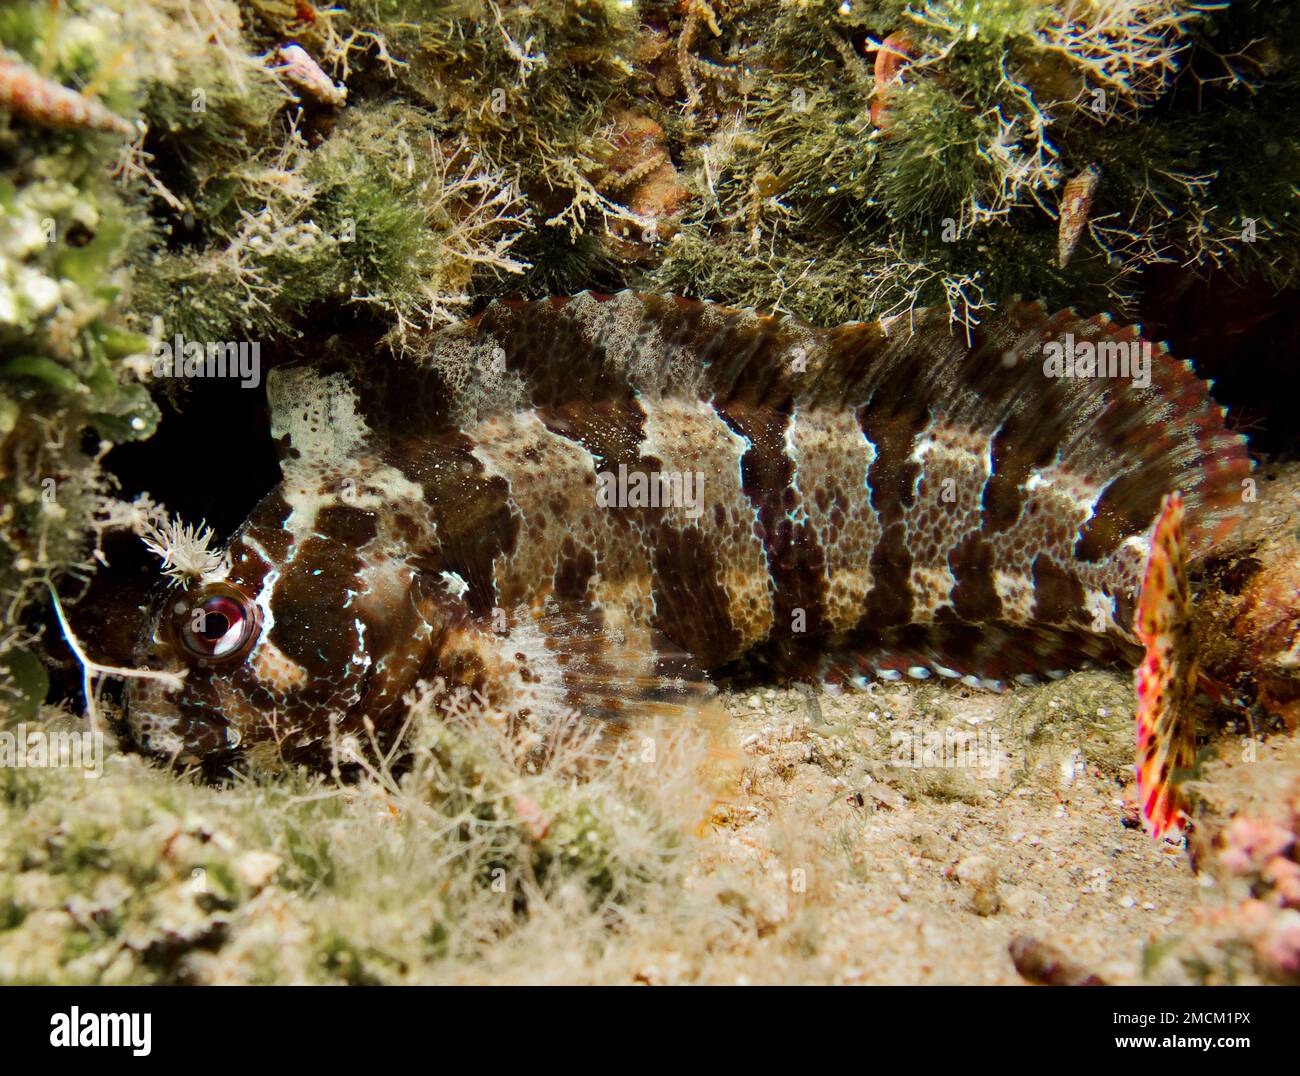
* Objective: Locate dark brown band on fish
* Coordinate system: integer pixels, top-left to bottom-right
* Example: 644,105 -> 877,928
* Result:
713,399 -> 829,643
383,429 -> 518,617
858,406 -> 924,630
947,530 -> 1003,623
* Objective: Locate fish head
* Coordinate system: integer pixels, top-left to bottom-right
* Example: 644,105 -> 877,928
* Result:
126,364 -> 451,769
124,509 -> 438,768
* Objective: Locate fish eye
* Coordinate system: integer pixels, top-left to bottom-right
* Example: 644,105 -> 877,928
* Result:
173,586 -> 260,663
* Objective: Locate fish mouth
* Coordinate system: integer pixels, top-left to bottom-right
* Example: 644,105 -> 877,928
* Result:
123,679 -> 243,770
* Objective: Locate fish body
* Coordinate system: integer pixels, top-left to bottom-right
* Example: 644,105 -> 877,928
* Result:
127,292 -> 1250,808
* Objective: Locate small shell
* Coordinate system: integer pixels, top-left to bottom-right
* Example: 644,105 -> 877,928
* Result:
1057,165 -> 1100,268
870,31 -> 914,131
0,52 -> 133,136
273,44 -> 346,109
874,31 -> 914,90
1009,934 -> 1107,986
513,794 -> 550,841
598,109 -> 690,259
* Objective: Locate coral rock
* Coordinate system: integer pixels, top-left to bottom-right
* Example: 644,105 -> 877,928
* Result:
597,109 -> 691,260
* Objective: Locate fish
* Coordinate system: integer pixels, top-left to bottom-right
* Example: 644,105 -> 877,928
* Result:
125,291 -> 1251,828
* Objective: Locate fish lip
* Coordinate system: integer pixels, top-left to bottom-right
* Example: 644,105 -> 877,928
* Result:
123,673 -> 238,764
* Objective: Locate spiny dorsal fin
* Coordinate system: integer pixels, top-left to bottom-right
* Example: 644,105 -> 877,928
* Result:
414,292 -> 1250,559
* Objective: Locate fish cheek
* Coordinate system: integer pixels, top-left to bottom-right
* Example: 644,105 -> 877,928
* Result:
264,540 -> 369,720
244,636 -> 311,694
267,587 -> 362,697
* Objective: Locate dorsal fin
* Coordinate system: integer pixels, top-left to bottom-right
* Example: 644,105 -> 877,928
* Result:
370,291 -> 1249,560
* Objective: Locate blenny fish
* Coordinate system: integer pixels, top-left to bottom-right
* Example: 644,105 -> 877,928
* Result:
125,292 -> 1251,835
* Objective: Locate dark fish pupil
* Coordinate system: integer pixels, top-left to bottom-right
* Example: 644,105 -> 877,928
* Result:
200,611 -> 230,639
200,597 -> 243,641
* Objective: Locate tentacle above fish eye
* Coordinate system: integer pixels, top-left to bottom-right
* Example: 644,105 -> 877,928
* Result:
168,583 -> 262,665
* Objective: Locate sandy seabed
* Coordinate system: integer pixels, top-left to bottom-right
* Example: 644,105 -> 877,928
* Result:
2,471 -> 1298,986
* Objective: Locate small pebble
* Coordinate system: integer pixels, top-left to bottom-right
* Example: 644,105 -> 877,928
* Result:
955,854 -> 1000,916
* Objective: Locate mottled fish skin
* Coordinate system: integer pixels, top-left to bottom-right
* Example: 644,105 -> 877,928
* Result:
125,292 -> 1251,769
